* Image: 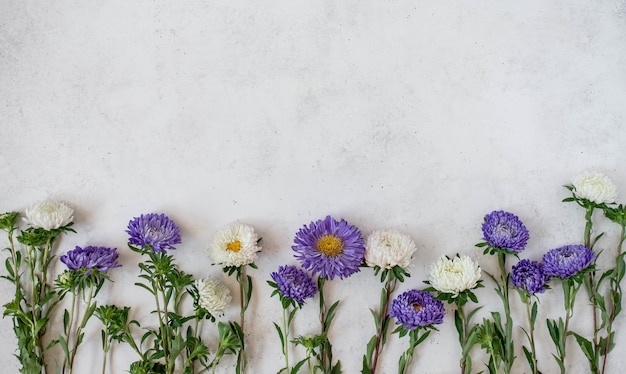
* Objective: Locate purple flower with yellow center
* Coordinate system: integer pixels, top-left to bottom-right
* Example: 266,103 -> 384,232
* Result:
60,246 -> 121,275
482,210 -> 529,253
543,244 -> 595,279
292,215 -> 365,280
270,265 -> 317,305
510,259 -> 547,294
127,213 -> 181,253
389,289 -> 445,330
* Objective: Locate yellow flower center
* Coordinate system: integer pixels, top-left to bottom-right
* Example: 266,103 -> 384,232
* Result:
413,304 -> 423,311
316,235 -> 344,257
226,240 -> 242,253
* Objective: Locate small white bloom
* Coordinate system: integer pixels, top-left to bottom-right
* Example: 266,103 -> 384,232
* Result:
24,200 -> 74,230
208,222 -> 261,267
365,229 -> 417,269
194,277 -> 232,316
572,171 -> 618,204
429,255 -> 481,296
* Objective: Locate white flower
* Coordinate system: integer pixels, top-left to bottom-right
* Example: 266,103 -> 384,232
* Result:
429,255 -> 481,296
24,200 -> 74,230
194,277 -> 232,316
364,229 -> 417,269
208,222 -> 261,267
572,171 -> 618,204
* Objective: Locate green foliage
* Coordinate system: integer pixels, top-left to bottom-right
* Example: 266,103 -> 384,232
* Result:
0,213 -> 75,374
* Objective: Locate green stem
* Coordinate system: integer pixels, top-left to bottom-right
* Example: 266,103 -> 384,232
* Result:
237,266 -> 248,374
153,277 -> 170,372
400,329 -> 422,374
458,303 -> 468,374
497,252 -> 513,374
160,283 -> 173,374
26,244 -> 45,369
69,282 -> 95,374
63,290 -> 77,372
318,277 -> 330,373
584,206 -> 600,355
525,298 -> 538,374
101,335 -> 109,374
39,236 -> 54,302
601,223 -> 626,374
372,276 -> 396,374
282,305 -> 290,372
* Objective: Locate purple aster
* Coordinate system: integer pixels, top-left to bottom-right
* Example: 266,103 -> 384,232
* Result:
543,244 -> 595,279
389,289 -> 445,330
292,215 -> 365,280
481,210 -> 529,253
510,259 -> 547,294
126,213 -> 181,253
60,246 -> 121,275
270,265 -> 317,305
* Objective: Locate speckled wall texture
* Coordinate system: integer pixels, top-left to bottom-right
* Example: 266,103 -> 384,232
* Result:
1,1 -> 626,373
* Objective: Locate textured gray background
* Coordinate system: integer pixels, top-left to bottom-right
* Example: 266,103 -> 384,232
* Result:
1,1 -> 626,373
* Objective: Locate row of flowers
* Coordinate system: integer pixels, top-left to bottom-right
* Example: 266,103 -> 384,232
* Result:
0,170 -> 625,374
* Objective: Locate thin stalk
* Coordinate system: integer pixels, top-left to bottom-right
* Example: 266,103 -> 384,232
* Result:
372,276 -> 396,374
583,206 -> 600,353
237,265 -> 247,374
101,334 -> 109,374
601,223 -> 626,374
27,244 -> 45,369
282,305 -> 290,372
497,252 -> 513,374
159,283 -> 172,373
318,277 -> 329,372
69,282 -> 95,374
458,303 -> 468,374
153,277 -> 170,372
7,228 -> 21,295
62,290 -> 78,372
525,299 -> 538,374
39,236 -> 54,301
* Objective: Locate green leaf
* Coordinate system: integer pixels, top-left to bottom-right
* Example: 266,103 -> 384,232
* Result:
572,332 -> 595,366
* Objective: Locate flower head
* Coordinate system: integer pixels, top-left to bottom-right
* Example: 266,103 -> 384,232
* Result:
208,222 -> 261,267
60,246 -> 121,275
126,213 -> 181,253
292,215 -> 365,280
481,210 -> 529,253
194,277 -> 232,317
571,171 -> 617,204
543,244 -> 595,279
429,255 -> 481,296
510,259 -> 547,294
270,265 -> 317,305
24,200 -> 74,230
389,289 -> 445,330
364,229 -> 417,269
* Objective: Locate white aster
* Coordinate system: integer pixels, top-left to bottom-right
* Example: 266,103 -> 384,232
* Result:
208,222 -> 261,267
24,200 -> 74,230
194,277 -> 232,316
429,255 -> 481,296
364,229 -> 417,269
572,171 -> 618,204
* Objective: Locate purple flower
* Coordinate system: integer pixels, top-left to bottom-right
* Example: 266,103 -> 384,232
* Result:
126,213 -> 181,253
510,259 -> 547,294
543,244 -> 595,279
482,210 -> 529,253
60,246 -> 121,275
292,215 -> 365,280
389,290 -> 445,330
270,265 -> 317,305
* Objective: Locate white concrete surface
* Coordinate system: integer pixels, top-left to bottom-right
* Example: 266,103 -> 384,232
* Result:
1,1 -> 626,373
